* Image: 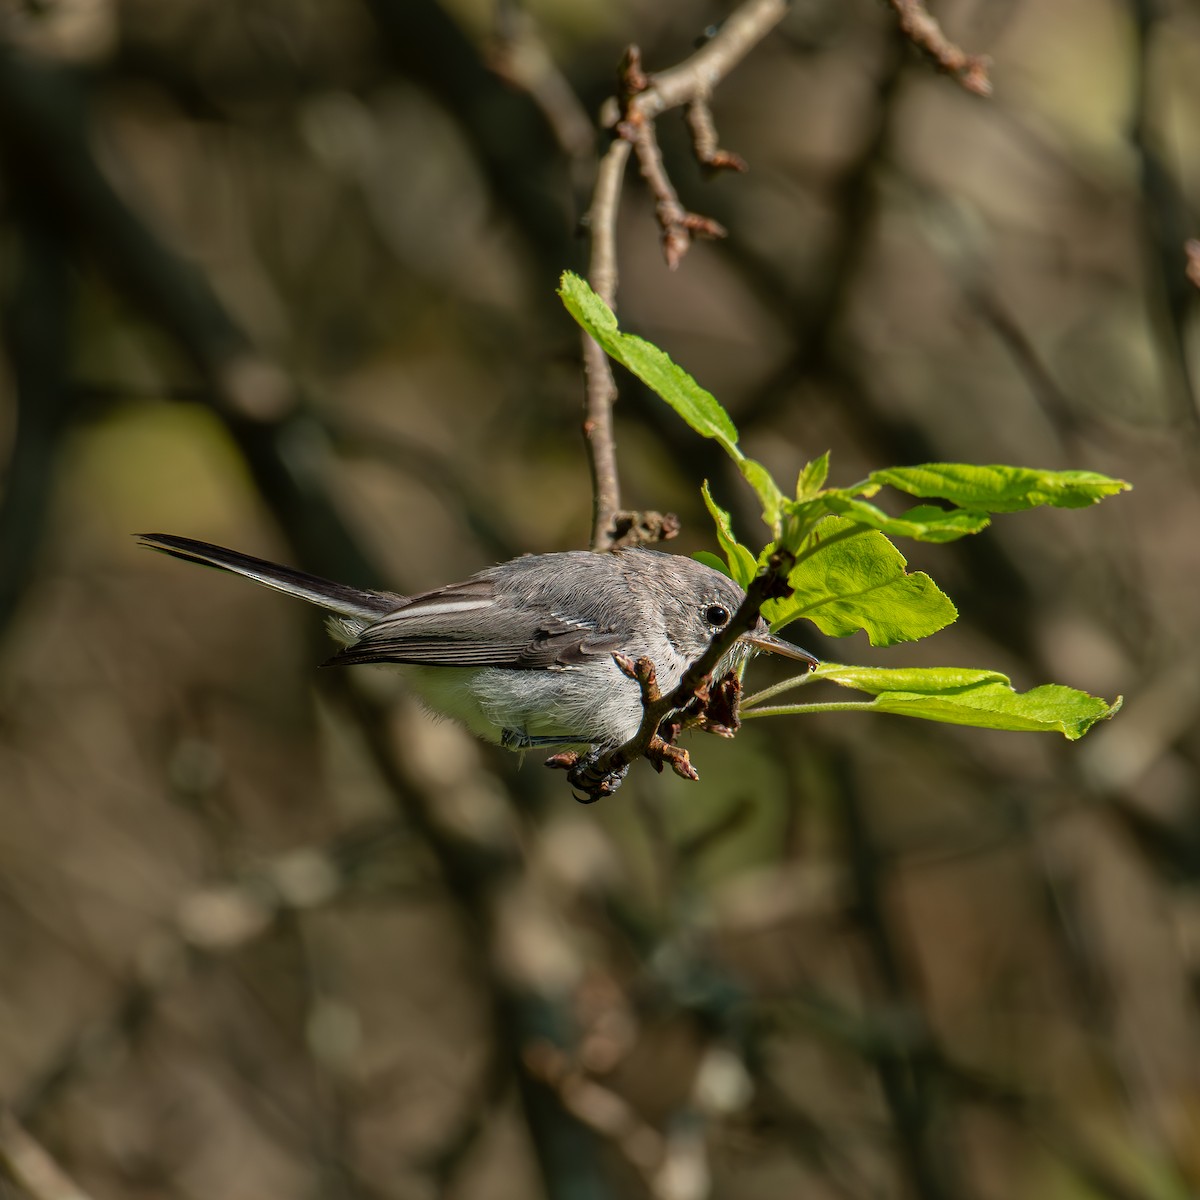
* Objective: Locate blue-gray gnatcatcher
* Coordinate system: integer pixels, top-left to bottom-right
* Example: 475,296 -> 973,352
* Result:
138,534 -> 818,753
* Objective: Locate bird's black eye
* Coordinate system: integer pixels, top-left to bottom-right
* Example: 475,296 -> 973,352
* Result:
704,604 -> 730,628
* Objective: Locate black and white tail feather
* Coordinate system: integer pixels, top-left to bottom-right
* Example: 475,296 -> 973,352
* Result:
137,533 -> 399,650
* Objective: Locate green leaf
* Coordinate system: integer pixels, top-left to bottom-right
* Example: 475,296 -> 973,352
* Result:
747,665 -> 1121,740
559,272 -> 740,451
870,463 -> 1130,512
559,273 -> 790,534
811,664 -> 1011,693
819,495 -> 991,543
692,550 -> 731,578
764,517 -> 958,645
701,482 -> 758,588
796,453 -> 830,499
865,681 -> 1120,740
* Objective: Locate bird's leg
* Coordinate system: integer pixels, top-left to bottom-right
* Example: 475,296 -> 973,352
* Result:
545,748 -> 630,804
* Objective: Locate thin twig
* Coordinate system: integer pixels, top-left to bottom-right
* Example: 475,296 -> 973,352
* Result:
583,136 -> 631,550
580,0 -> 789,548
835,754 -> 960,1200
685,98 -> 747,173
1127,0 -> 1200,425
522,1040 -> 667,1184
621,101 -> 727,269
882,0 -> 992,96
638,0 -> 791,114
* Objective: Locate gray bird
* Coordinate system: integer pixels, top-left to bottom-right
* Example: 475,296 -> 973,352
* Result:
138,534 -> 818,753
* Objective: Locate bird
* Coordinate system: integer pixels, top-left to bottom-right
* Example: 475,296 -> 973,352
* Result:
138,533 -> 818,754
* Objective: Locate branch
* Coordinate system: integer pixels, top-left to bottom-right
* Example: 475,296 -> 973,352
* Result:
882,0 -> 992,96
580,0 -> 789,549
619,61 -> 728,271
550,550 -> 795,801
583,135 -> 631,550
487,3 -> 595,170
0,1110 -> 93,1200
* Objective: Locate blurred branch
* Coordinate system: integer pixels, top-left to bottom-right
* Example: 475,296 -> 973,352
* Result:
581,0 -> 789,549
0,1109 -> 93,1200
0,39 -> 614,1197
774,988 -> 1169,1200
835,755 -> 962,1200
362,0 -> 572,274
327,673 -> 614,1200
16,820 -> 415,1120
320,413 -> 520,563
488,0 -> 596,217
523,1040 -> 670,1191
0,169 -> 72,641
1128,0 -> 1200,426
0,48 -> 256,409
1187,239 -> 1200,290
882,0 -> 992,95
0,45 -> 385,592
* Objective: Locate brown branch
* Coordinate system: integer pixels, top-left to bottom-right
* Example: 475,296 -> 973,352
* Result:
0,1109 -> 94,1200
579,0 -> 790,548
582,136 -> 631,550
522,1040 -> 666,1177
639,0 -> 791,114
1186,239 -> 1200,290
686,98 -> 748,173
883,0 -> 992,96
486,2 -> 596,194
620,100 -> 728,269
550,550 -> 794,801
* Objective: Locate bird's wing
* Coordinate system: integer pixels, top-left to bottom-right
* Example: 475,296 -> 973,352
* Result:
324,577 -> 625,670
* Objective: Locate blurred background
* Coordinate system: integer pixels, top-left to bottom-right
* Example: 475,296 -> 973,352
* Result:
0,0 -> 1196,1197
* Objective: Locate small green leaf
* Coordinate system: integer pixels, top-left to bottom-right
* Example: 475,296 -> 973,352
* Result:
692,550 -> 731,578
797,453 -> 830,499
811,664 -> 1010,693
820,495 -> 991,542
764,517 -> 958,645
746,665 -> 1121,740
869,681 -> 1120,739
559,272 -> 740,451
701,482 -> 758,588
870,463 -> 1130,512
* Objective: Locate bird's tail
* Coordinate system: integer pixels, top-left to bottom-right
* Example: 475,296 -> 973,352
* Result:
137,533 -> 400,620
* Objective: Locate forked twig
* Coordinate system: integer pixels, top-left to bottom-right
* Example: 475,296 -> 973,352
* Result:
883,0 -> 992,96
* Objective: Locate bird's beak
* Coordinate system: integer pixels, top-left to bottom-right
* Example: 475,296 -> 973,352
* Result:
741,630 -> 820,670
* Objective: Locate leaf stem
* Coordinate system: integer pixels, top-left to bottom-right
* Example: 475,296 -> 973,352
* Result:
741,701 -> 882,719
741,672 -> 820,710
